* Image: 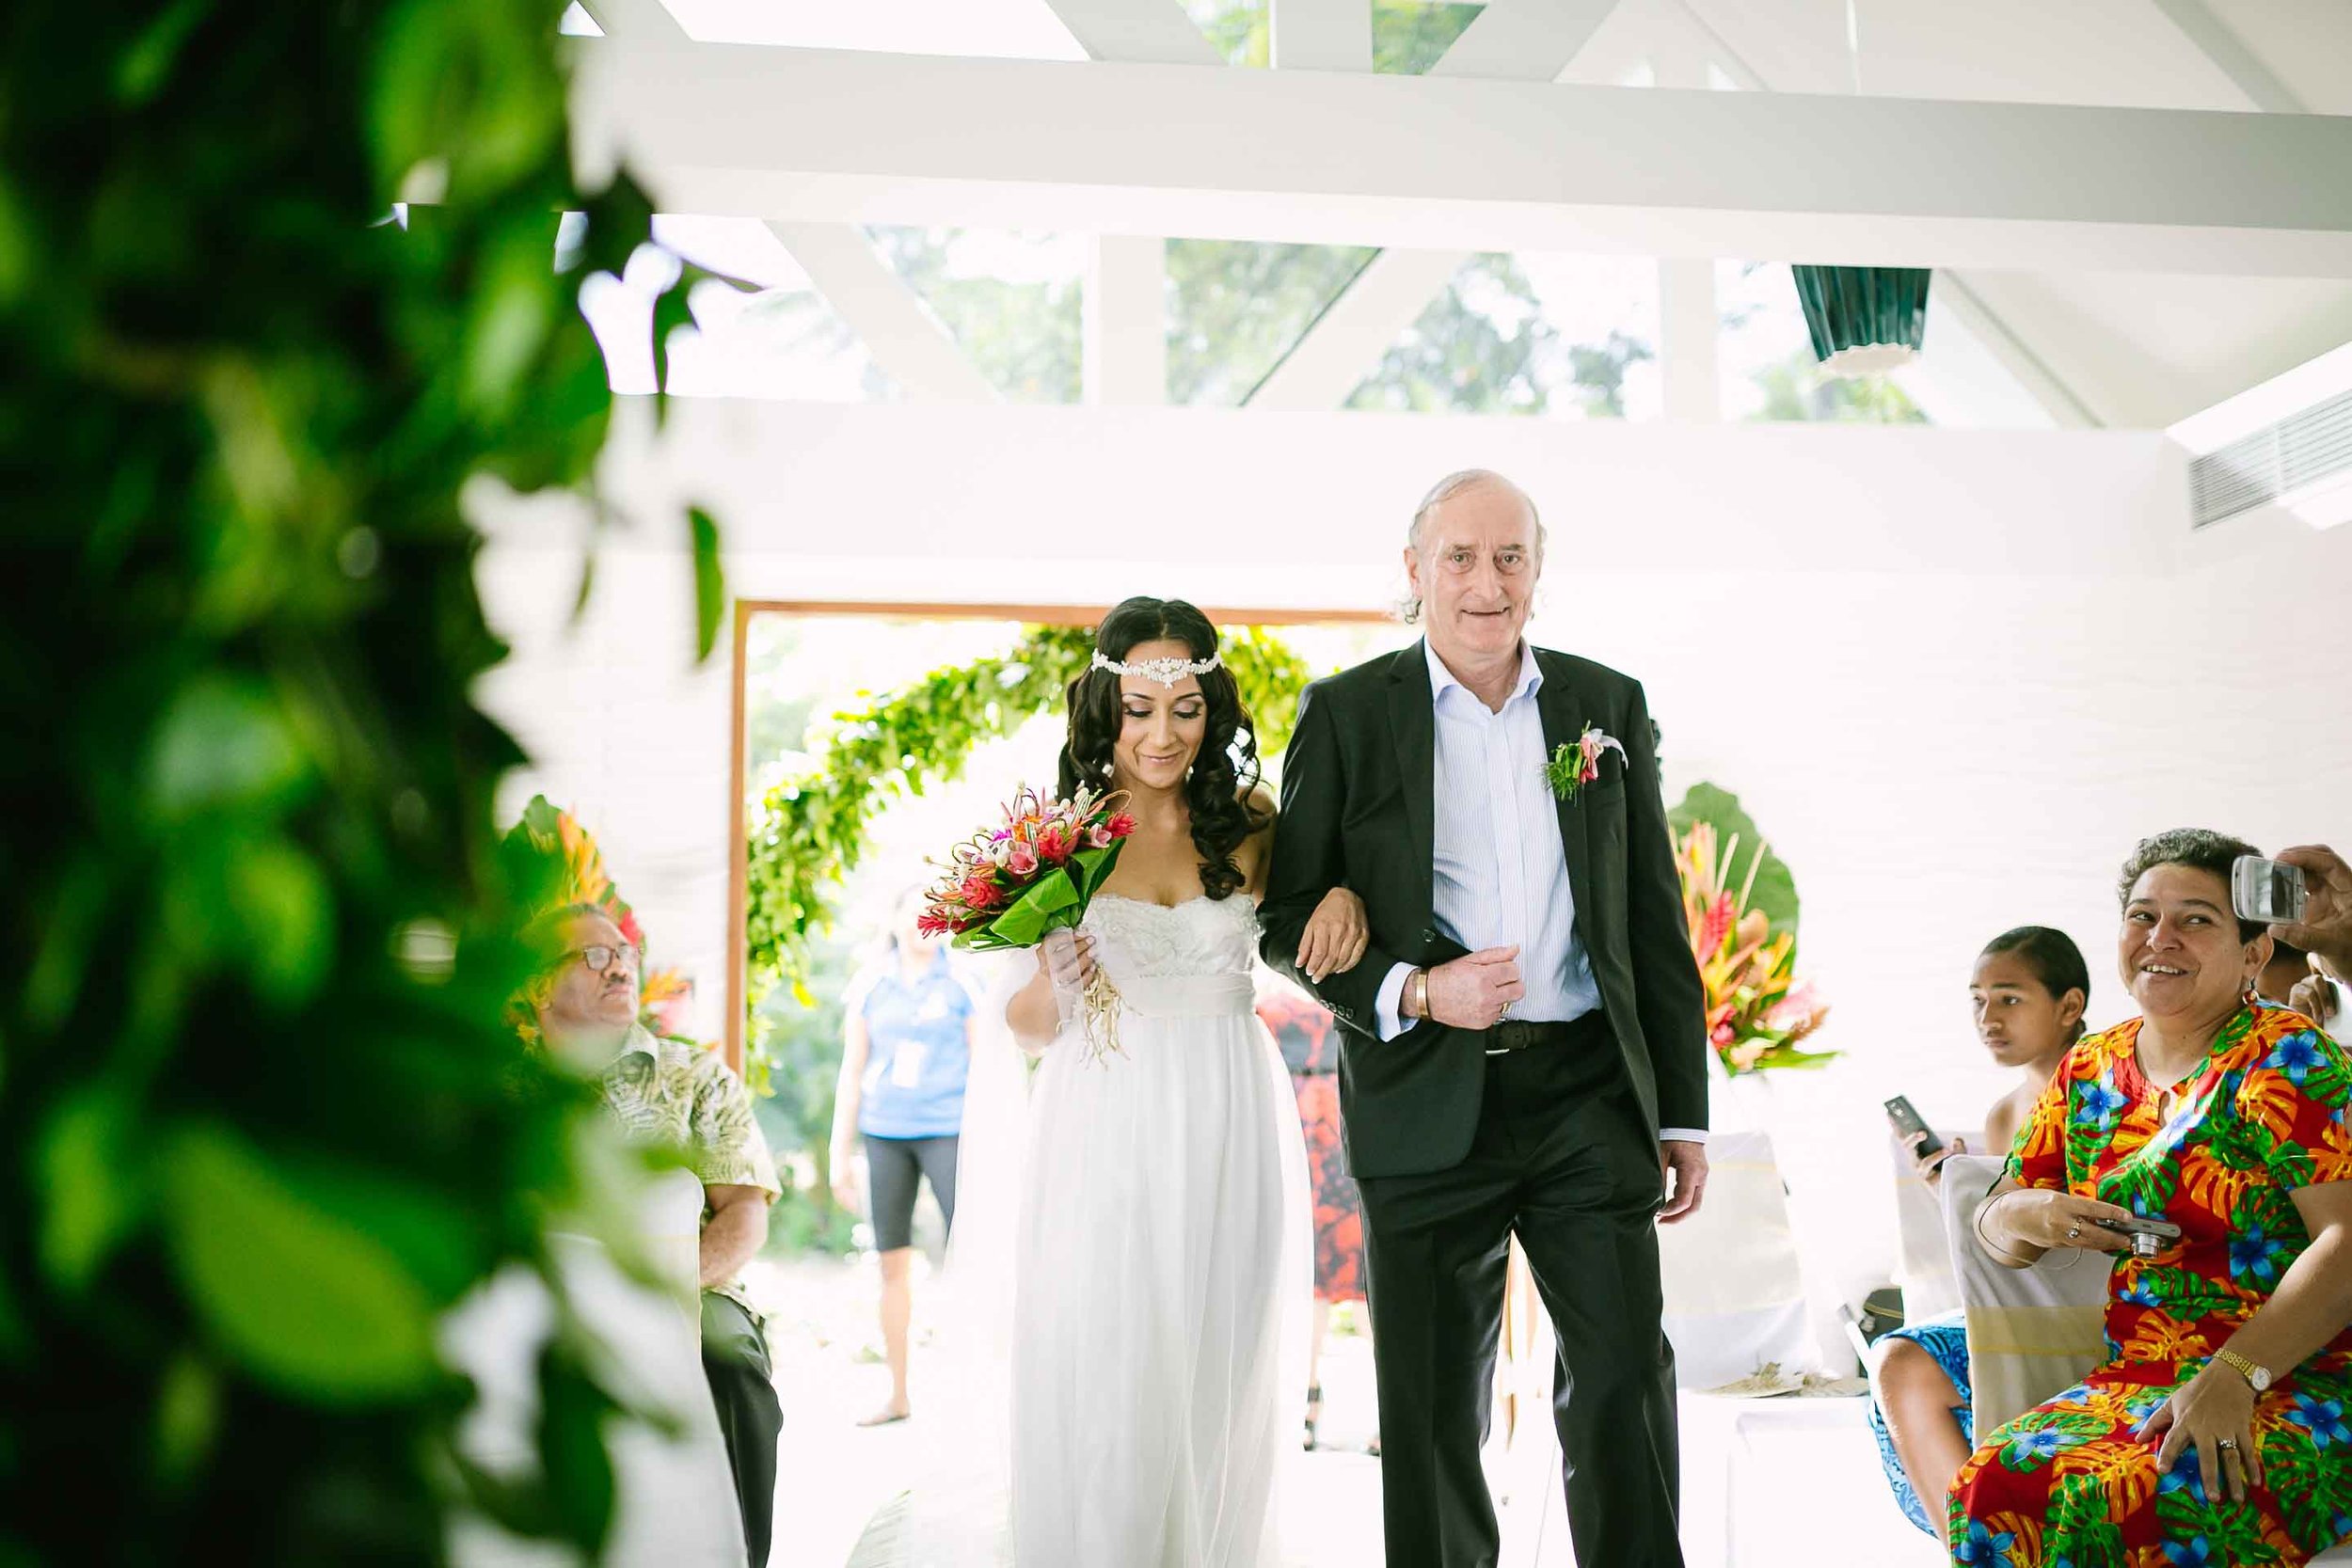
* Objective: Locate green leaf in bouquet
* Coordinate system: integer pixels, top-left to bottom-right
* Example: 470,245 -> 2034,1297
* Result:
958,866 -> 1083,952
1072,838 -> 1126,901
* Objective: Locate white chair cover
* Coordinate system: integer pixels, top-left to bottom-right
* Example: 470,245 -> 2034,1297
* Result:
1889,1129 -> 1980,1324
445,1166 -> 748,1568
1938,1152 -> 2109,1436
1659,1128 -> 1816,1387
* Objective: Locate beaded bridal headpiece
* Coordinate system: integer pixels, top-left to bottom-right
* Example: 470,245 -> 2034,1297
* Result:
1090,649 -> 1222,687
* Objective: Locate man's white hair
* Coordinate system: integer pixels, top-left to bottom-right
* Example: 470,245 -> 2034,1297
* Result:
1407,468 -> 1545,557
1401,468 -> 1545,623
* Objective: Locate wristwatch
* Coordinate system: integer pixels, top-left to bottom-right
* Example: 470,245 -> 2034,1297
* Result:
2215,1346 -> 2274,1393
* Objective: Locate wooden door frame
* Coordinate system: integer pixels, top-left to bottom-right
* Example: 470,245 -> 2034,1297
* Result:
723,597 -> 1393,1069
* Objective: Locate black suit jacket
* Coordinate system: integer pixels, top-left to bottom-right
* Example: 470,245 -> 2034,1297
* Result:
1259,641 -> 1708,1180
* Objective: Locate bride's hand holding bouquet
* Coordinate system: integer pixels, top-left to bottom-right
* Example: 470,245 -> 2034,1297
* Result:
921,783 -> 1136,1062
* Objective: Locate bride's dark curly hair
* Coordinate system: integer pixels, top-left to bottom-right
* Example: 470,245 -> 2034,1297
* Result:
1057,597 -> 1267,901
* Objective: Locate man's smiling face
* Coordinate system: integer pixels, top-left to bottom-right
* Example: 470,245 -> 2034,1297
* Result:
1407,479 -> 1541,670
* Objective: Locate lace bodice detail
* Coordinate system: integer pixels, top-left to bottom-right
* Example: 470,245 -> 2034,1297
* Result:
1083,894 -> 1260,982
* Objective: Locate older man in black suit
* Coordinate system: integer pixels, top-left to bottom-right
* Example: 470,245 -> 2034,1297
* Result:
1261,469 -> 1709,1568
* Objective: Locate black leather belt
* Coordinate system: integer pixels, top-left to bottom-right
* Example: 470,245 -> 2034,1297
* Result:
1484,1016 -> 1604,1055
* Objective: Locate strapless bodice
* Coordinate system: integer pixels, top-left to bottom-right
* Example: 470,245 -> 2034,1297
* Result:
1082,893 -> 1260,984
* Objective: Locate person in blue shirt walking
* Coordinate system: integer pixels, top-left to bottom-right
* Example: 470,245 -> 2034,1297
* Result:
829,889 -> 978,1427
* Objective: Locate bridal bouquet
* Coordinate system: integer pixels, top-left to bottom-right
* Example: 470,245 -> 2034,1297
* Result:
918,784 -> 1136,1061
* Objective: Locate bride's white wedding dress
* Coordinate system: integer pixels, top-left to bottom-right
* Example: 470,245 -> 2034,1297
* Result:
895,891 -> 1310,1568
1014,894 -> 1310,1566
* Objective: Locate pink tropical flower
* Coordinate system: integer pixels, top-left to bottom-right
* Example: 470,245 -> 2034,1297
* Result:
1764,983 -> 1826,1036
1698,893 -> 1736,959
1007,842 -> 1039,877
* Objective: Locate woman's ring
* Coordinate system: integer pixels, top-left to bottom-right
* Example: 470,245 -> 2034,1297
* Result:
2067,1221 -> 2082,1241
2219,1437 -> 2240,1450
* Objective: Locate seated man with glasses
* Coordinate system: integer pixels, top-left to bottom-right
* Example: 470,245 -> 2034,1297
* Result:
529,902 -> 784,1568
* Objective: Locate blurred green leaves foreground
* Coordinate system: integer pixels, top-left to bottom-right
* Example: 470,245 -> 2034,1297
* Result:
1,1 -> 718,1559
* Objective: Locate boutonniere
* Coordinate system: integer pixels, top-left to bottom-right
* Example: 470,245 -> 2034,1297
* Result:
1546,724 -> 1626,803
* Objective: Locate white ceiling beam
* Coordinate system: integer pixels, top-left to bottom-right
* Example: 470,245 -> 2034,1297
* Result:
1271,0 -> 1371,73
573,0 -> 685,40
762,221 -> 1000,404
1431,0 -> 1625,80
1928,273 -> 2102,429
1248,249 -> 1464,409
1651,20 -> 1719,422
1663,0 -> 2107,429
1084,235 -> 1167,404
569,42 -> 2352,278
1244,5 -> 1624,411
1659,258 -> 1720,421
1038,0 -> 1225,66
2147,0 -> 2307,114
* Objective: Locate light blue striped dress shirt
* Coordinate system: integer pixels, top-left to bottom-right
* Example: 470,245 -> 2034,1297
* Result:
1373,641 -> 1706,1145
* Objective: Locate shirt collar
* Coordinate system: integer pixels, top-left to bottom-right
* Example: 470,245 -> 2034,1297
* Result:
618,1021 -> 659,1060
1423,639 -> 1542,705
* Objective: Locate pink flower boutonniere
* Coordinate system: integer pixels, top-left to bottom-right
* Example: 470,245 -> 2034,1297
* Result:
1546,724 -> 1627,803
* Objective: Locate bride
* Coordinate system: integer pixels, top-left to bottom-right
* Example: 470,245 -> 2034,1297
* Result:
903,596 -> 1366,1568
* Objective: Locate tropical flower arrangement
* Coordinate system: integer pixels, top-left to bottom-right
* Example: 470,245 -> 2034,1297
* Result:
921,784 -> 1137,1062
1677,819 -> 1834,1076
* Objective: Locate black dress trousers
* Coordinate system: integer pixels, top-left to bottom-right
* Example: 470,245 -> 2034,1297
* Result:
700,1291 -> 784,1568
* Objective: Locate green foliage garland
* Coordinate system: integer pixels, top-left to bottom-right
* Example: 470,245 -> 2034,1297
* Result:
744,624 -> 1311,1007
1,3 -> 721,1558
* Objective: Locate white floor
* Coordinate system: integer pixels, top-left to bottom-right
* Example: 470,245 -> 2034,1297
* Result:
751,1254 -> 1943,1568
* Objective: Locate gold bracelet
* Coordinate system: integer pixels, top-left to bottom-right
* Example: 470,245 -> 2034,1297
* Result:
1409,968 -> 1428,1020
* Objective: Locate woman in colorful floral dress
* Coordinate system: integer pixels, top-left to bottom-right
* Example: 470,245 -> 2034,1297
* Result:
1954,829 -> 2352,1567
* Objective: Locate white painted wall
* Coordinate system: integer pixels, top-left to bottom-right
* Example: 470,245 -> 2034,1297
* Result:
472,396 -> 2352,1363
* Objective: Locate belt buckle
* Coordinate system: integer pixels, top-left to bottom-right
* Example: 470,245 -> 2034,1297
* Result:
1487,1020 -> 1536,1054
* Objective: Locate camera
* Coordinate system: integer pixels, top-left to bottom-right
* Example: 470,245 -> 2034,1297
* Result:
2093,1214 -> 2183,1259
2233,856 -> 2310,926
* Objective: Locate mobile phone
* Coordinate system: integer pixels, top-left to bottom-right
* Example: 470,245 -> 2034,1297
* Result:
1883,1095 -> 1943,1159
2233,856 -> 2310,925
2093,1214 -> 2183,1258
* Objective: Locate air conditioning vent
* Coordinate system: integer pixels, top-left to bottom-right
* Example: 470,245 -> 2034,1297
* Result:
2191,387 -> 2352,529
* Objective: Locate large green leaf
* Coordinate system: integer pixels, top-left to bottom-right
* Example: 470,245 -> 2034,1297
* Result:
958,865 -> 1083,951
146,676 -> 310,821
1073,839 -> 1126,900
689,505 -> 725,664
37,1082 -> 148,1292
1669,782 -> 1800,939
163,1124 -> 441,1402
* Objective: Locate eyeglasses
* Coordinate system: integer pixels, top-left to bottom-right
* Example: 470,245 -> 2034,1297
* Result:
567,943 -> 642,975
